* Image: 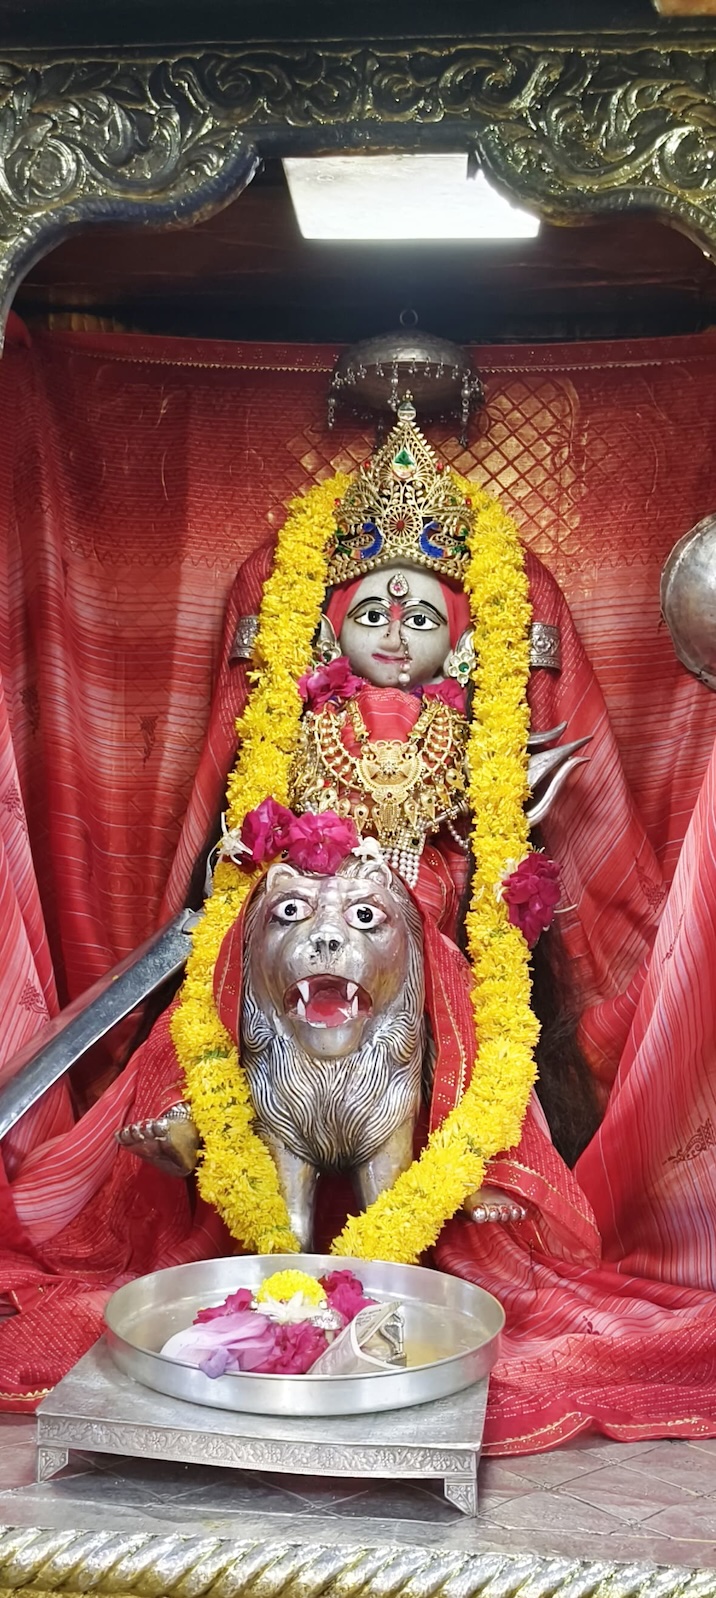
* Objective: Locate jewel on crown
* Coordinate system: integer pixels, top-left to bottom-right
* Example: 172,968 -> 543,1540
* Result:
326,395 -> 473,585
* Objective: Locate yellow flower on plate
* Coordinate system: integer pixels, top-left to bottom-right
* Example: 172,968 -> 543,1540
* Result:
256,1270 -> 327,1307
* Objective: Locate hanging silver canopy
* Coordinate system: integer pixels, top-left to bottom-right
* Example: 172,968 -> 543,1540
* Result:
328,321 -> 483,444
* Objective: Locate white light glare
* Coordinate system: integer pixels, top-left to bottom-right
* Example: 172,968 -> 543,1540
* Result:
283,154 -> 540,242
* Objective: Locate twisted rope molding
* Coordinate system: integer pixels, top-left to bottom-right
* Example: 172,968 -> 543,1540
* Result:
1,1528 -> 716,1598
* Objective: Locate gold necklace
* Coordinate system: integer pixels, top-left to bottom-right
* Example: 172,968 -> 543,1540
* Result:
289,696 -> 469,884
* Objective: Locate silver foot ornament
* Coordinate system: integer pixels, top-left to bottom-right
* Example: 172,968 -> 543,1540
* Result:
464,1184 -> 528,1224
116,1101 -> 200,1178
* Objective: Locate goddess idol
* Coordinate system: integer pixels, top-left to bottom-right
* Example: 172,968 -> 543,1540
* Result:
3,397 -> 716,1457
119,394 -> 596,1265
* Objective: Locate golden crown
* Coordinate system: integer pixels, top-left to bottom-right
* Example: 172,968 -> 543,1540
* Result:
326,397 -> 473,586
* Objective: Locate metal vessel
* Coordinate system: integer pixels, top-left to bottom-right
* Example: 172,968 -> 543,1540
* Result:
104,1253 -> 504,1418
661,511 -> 716,692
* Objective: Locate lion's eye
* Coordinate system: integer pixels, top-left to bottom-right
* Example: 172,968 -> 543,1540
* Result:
272,898 -> 312,924
344,903 -> 387,929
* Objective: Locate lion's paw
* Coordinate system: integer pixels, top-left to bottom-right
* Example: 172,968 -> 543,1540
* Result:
116,1102 -> 200,1178
464,1184 -> 527,1224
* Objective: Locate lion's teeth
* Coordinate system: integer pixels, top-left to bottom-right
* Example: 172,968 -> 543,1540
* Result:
346,982 -> 357,1000
297,997 -> 307,1020
297,981 -> 310,1003
350,995 -> 359,1018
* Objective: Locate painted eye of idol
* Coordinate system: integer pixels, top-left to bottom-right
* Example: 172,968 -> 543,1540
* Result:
402,608 -> 441,631
353,602 -> 391,628
272,898 -> 312,924
349,599 -> 443,632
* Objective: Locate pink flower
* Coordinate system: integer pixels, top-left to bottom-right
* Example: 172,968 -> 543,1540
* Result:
238,801 -> 361,875
421,680 -> 466,712
259,1321 -> 328,1375
501,855 -> 561,948
320,1270 -> 374,1326
286,811 -> 359,875
233,1323 -> 282,1372
298,656 -> 365,712
240,797 -> 294,866
194,1288 -> 253,1323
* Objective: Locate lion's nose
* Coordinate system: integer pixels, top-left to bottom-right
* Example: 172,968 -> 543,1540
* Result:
310,930 -> 343,958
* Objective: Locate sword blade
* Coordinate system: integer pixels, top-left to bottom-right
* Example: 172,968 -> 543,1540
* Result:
0,908 -> 201,1141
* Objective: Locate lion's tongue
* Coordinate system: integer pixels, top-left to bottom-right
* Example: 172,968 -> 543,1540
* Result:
305,982 -> 350,1027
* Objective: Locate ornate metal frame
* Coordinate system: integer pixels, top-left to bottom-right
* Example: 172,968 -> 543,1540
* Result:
2,33 -> 716,331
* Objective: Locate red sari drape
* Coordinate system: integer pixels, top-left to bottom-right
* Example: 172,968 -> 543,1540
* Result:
2,318 -> 716,1441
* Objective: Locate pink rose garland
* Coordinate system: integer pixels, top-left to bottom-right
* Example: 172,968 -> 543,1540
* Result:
239,799 -> 358,875
286,812 -> 359,874
298,655 -> 365,712
239,797 -> 294,866
501,855 -> 561,947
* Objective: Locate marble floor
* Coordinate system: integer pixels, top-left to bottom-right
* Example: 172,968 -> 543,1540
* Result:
2,1411 -> 716,1576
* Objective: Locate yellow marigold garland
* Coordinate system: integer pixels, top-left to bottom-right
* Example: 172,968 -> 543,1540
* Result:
333,476 -> 538,1261
172,464 -> 539,1266
171,475 -> 348,1254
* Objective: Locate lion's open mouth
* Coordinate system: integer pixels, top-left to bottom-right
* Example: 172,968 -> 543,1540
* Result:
284,977 -> 372,1029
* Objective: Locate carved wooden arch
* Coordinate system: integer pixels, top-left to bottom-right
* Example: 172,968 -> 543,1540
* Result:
2,35 -> 716,332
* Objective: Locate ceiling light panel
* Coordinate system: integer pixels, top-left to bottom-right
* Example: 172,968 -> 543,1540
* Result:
283,154 -> 540,242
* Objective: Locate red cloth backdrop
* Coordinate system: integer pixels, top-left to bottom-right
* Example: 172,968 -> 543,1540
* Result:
2,319 -> 716,1166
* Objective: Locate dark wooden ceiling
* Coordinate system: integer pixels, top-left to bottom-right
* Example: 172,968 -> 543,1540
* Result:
14,159 -> 716,345
0,0 -> 697,48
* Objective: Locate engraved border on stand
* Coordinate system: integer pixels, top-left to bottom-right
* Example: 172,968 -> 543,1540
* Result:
37,1413 -> 476,1478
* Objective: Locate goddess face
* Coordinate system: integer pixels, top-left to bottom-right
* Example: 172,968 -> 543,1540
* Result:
338,564 -> 450,689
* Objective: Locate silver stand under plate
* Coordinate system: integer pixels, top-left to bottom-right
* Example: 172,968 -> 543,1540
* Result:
36,1340 -> 488,1517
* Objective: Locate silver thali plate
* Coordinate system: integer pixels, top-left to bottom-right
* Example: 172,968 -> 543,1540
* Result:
104,1254 -> 504,1417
